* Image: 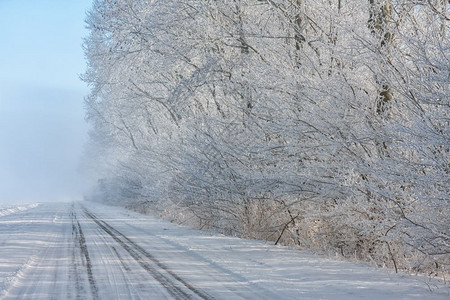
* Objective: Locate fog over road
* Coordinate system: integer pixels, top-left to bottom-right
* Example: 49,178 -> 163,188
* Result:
0,202 -> 447,299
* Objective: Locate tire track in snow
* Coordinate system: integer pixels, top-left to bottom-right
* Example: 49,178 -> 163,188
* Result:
89,226 -> 140,299
71,209 -> 99,300
125,223 -> 278,300
81,206 -> 213,300
111,246 -> 131,272
70,213 -> 82,299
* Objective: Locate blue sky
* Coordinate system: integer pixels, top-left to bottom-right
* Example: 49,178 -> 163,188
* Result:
0,0 -> 93,203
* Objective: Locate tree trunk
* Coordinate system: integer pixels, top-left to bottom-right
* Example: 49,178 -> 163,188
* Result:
368,0 -> 393,116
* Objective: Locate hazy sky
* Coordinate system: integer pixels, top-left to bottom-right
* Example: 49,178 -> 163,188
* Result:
0,0 -> 93,203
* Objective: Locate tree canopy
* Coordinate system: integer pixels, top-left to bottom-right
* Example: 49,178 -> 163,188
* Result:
82,0 -> 449,277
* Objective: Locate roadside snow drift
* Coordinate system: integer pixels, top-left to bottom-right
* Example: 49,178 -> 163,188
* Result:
0,203 -> 39,217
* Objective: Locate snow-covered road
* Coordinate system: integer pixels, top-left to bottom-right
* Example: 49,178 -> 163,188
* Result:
0,202 -> 447,300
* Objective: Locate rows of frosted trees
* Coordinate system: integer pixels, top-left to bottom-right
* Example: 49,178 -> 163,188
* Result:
82,0 -> 449,277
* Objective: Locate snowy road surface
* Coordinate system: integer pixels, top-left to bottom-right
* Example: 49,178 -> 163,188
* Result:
0,202 -> 448,300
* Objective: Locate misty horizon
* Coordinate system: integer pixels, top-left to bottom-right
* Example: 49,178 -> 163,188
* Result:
0,0 -> 92,204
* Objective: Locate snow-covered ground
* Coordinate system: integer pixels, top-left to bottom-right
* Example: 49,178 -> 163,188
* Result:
0,202 -> 448,300
0,203 -> 39,217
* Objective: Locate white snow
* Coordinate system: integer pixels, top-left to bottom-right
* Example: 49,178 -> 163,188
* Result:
0,202 -> 448,299
0,203 -> 39,217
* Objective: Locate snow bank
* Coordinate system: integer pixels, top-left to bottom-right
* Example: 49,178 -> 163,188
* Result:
0,203 -> 39,217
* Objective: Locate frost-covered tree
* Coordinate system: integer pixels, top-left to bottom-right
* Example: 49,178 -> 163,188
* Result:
82,0 -> 449,277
